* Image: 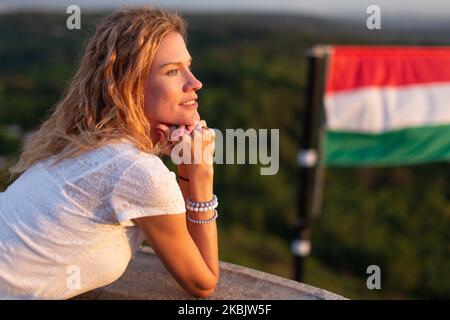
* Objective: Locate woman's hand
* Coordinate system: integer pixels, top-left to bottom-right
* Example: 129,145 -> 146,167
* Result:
154,120 -> 215,180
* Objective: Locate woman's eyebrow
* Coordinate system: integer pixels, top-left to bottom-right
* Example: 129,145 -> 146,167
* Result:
159,57 -> 192,69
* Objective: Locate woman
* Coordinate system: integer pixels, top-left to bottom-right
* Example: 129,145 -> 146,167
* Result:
0,7 -> 218,299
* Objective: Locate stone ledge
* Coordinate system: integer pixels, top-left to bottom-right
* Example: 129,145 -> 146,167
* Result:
76,246 -> 347,300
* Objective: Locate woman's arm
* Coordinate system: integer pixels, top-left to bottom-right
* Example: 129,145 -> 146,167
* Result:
133,162 -> 218,298
134,210 -> 218,298
134,157 -> 217,298
185,167 -> 219,279
178,157 -> 219,279
151,122 -> 219,294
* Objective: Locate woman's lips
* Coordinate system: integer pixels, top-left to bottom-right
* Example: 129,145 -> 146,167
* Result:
179,100 -> 198,108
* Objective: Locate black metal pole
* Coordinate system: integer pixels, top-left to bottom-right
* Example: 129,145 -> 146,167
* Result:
292,49 -> 325,282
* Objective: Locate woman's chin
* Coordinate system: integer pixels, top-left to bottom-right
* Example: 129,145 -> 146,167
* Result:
191,110 -> 201,122
180,111 -> 200,125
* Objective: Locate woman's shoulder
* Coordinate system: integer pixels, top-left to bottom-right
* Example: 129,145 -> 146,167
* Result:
43,138 -> 164,182
96,138 -> 175,185
106,138 -> 165,169
109,139 -> 180,205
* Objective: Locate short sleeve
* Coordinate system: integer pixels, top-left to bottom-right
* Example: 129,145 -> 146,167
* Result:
110,157 -> 186,227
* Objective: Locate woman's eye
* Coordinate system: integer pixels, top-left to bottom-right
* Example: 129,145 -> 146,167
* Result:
167,69 -> 179,75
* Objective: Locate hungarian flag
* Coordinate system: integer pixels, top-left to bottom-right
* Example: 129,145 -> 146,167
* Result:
323,46 -> 450,166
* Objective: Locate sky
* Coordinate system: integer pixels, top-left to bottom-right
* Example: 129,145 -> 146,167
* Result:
1,0 -> 450,20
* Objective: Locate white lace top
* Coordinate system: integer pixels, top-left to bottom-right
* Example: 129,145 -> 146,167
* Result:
0,138 -> 186,299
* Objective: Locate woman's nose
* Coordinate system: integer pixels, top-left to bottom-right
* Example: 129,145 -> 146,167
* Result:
184,72 -> 203,92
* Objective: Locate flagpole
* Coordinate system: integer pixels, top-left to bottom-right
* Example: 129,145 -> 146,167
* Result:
292,45 -> 328,282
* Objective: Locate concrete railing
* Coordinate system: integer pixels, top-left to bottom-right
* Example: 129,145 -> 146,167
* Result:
75,246 -> 347,300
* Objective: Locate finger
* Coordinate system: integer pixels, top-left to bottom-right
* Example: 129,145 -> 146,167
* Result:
193,119 -> 207,132
185,124 -> 195,134
169,125 -> 185,142
154,123 -> 173,144
201,127 -> 216,142
154,123 -> 170,130
154,123 -> 170,136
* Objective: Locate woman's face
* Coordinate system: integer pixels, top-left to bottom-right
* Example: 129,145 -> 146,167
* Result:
143,31 -> 203,127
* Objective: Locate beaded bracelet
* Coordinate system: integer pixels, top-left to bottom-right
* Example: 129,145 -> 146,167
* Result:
186,202 -> 218,212
186,194 -> 217,207
186,194 -> 218,212
187,209 -> 218,224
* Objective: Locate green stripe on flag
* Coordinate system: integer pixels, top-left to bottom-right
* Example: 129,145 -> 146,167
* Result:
323,124 -> 450,166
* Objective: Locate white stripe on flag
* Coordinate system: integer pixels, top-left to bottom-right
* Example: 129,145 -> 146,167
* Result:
324,83 -> 450,133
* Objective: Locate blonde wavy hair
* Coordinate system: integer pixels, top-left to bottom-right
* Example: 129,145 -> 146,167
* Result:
8,7 -> 187,179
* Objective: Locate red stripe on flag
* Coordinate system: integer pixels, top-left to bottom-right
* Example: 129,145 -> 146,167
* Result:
325,46 -> 450,94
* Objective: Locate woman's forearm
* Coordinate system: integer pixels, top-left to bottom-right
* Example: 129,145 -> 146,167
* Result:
179,167 -> 219,279
188,180 -> 219,279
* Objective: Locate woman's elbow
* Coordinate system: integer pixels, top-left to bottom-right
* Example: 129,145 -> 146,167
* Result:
191,276 -> 218,298
191,286 -> 217,299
